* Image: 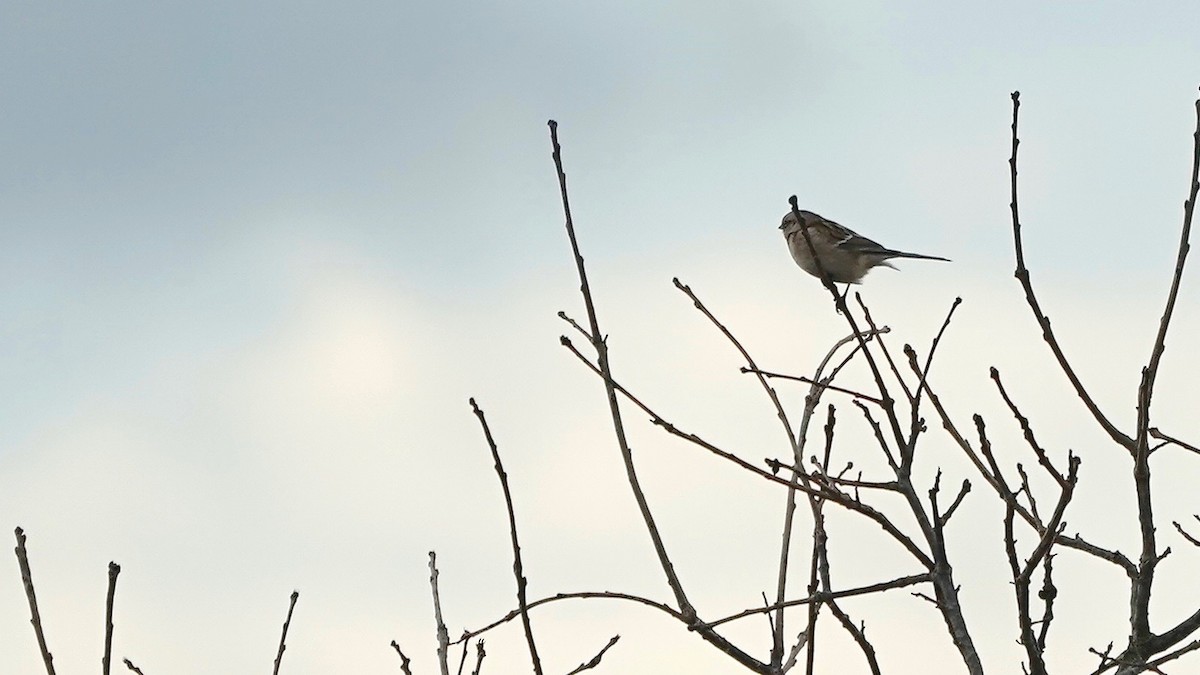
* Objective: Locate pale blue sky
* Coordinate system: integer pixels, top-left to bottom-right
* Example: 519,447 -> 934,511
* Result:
4,2 -> 1200,673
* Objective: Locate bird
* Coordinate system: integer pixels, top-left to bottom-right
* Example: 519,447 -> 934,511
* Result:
780,209 -> 949,284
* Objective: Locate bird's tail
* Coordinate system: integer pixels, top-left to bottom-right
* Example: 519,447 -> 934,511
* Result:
888,250 -> 951,262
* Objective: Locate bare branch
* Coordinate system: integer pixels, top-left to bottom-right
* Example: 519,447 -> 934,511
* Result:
916,360 -> 1134,573
701,573 -> 932,630
1007,91 -> 1134,450
272,591 -> 299,675
940,480 -> 972,527
1150,427 -> 1200,456
14,527 -> 57,675
991,368 -> 1068,484
390,641 -> 415,675
1173,518 -> 1200,547
122,659 -> 145,675
855,295 -> 915,405
565,635 -> 621,675
741,367 -> 884,405
103,562 -> 121,675
546,120 -> 782,670
1138,98 -> 1200,452
471,640 -> 486,675
453,591 -> 684,645
469,398 -> 543,675
826,599 -> 881,675
430,552 -> 451,675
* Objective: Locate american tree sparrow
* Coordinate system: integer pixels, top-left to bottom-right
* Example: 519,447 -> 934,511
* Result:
780,209 -> 949,284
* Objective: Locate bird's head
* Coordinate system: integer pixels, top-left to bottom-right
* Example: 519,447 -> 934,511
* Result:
778,210 -> 814,236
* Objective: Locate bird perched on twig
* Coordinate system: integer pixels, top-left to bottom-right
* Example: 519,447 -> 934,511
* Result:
780,209 -> 950,284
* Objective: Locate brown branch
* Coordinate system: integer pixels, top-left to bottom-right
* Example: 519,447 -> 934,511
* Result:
991,368 -> 1068,485
471,640 -> 486,675
546,120 -> 778,669
1173,517 -> 1200,547
701,573 -> 932,630
103,562 -> 121,675
1007,91 -> 1134,451
14,527 -> 57,675
429,552 -> 451,675
670,278 -> 877,668
826,598 -> 880,675
469,398 -> 543,675
122,659 -> 145,675
456,640 -> 469,675
813,498 -> 882,675
272,591 -> 299,675
453,591 -> 685,644
1149,427 -> 1200,456
565,635 -> 620,675
1036,555 -> 1058,652
853,400 -> 899,470
390,641 -> 414,675
559,334 -> 935,567
740,367 -> 884,405
940,480 -> 972,527
855,296 -> 915,406
914,359 -> 1135,573
1139,98 -> 1200,448
1007,452 -> 1079,675
908,297 -> 964,458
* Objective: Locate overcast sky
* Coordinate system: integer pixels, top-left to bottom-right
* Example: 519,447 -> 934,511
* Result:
4,2 -> 1200,673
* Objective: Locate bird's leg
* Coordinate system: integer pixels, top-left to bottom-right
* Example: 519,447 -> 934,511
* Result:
836,283 -> 851,313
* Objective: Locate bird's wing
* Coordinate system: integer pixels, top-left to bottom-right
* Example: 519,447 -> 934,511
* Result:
822,218 -> 891,255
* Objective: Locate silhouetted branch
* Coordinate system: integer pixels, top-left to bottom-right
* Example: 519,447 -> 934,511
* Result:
103,562 -> 121,675
429,552 -> 451,675
701,573 -> 931,630
453,591 -> 684,644
1007,90 -> 1134,451
471,640 -> 486,675
1150,427 -> 1200,456
469,398 -> 543,675
390,640 -> 414,675
739,367 -> 884,404
670,277 -> 876,667
14,527 -> 56,675
565,635 -> 620,674
548,121 -> 778,672
272,591 -> 299,675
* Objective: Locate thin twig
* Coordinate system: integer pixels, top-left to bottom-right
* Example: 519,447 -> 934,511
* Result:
456,639 -> 469,675
469,398 -> 543,675
1173,518 -> 1200,547
430,552 -> 451,675
122,659 -> 145,675
547,120 -> 781,669
740,367 -> 884,404
1008,92 -> 1133,451
471,640 -> 486,675
453,591 -> 684,645
914,357 -> 1135,573
701,573 -> 931,630
14,527 -> 57,675
855,297 -> 915,406
1139,99 -> 1200,449
565,635 -> 621,674
272,591 -> 299,675
390,641 -> 414,675
564,334 -> 936,567
1150,427 -> 1200,456
103,562 -> 121,675
670,278 -> 869,667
